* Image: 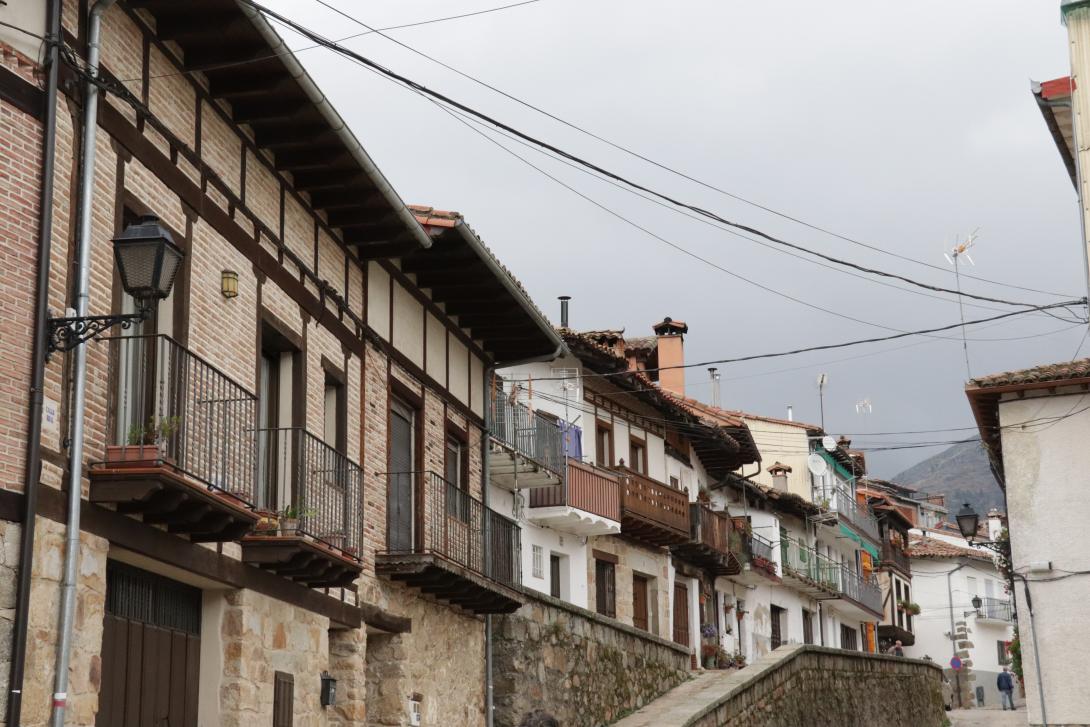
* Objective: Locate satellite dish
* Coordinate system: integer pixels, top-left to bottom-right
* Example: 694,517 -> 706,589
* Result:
807,453 -> 828,477
822,436 -> 837,452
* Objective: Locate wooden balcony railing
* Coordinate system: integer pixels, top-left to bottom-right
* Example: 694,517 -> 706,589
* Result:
693,504 -> 731,553
881,538 -> 911,574
614,466 -> 690,546
528,459 -> 620,521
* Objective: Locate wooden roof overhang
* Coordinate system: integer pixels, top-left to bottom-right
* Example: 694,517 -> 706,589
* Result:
129,0 -> 432,260
401,220 -> 563,365
563,335 -> 756,479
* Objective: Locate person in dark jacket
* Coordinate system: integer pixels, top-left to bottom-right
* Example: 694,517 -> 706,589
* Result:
997,666 -> 1016,710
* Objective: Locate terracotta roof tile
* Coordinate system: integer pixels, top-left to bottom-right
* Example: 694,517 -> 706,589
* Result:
968,358 -> 1090,389
907,535 -> 992,562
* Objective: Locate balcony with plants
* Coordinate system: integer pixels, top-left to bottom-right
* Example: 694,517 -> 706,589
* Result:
488,393 -> 566,490
88,334 -> 259,542
240,427 -> 364,588
527,459 -> 621,536
780,535 -> 883,618
376,471 -> 524,614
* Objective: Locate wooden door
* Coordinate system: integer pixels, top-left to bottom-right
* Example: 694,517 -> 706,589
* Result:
388,398 -> 415,552
632,575 -> 649,631
550,555 -> 561,598
97,562 -> 201,727
673,581 -> 689,646
770,605 -> 784,649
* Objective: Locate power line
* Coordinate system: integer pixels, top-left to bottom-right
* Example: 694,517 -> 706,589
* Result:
304,0 -> 1073,301
240,0 -> 1060,310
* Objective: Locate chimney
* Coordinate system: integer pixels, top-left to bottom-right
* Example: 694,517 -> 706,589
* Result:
768,462 -> 791,492
986,508 -> 1004,541
559,296 -> 571,328
708,368 -> 720,407
653,317 -> 688,396
787,405 -> 794,421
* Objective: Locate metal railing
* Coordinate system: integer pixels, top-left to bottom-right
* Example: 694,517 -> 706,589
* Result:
839,565 -> 883,614
826,486 -> 880,542
383,471 -> 521,587
101,334 -> 257,504
749,531 -> 775,562
780,536 -> 882,613
614,466 -> 690,534
881,538 -> 911,573
978,596 -> 1012,622
528,459 -> 620,521
489,394 -> 565,477
256,427 -> 363,558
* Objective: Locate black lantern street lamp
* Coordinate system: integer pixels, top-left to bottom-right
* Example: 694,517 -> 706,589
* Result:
971,595 -> 983,611
955,502 -> 981,542
47,215 -> 183,355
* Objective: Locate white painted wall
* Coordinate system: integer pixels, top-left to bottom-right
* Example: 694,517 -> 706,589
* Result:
994,387 -> 1090,723
0,2 -> 45,61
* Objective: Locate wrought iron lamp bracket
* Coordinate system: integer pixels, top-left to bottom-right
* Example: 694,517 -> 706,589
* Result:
46,308 -> 148,359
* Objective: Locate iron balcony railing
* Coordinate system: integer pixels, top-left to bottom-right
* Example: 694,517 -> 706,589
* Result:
488,394 -> 565,477
256,427 -> 363,558
978,596 -> 1013,622
528,459 -> 621,521
749,531 -> 775,563
383,471 -> 521,587
780,536 -> 882,612
823,486 -> 880,542
881,538 -> 911,574
839,565 -> 883,614
101,334 -> 257,504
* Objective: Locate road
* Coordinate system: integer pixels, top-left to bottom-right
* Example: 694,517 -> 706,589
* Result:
947,707 -> 1026,726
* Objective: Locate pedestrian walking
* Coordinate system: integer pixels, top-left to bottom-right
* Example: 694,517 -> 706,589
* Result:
997,666 -> 1016,710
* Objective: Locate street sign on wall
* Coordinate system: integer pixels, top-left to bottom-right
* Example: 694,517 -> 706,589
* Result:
950,656 -> 963,671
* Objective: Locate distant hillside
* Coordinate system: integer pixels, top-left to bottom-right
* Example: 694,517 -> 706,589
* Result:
892,439 -> 1004,516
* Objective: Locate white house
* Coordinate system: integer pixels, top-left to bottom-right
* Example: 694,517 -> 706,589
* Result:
903,533 -> 1016,710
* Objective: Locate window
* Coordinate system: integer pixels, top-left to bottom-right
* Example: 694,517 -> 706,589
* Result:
802,609 -> 814,645
669,476 -> 680,489
595,559 -> 616,618
629,437 -> 647,474
273,671 -> 294,727
595,421 -> 613,467
323,372 -> 346,453
840,624 -> 858,651
444,431 -> 468,521
770,605 -> 785,649
258,323 -> 299,511
532,545 -> 544,579
998,640 -> 1011,665
388,396 -> 418,553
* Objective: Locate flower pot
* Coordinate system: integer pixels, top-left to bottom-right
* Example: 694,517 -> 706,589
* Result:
254,516 -> 279,534
104,443 -> 170,468
280,518 -> 299,536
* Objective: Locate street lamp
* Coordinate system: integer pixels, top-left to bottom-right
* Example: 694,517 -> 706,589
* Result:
47,215 -> 182,354
954,502 -> 1005,555
971,595 -> 982,611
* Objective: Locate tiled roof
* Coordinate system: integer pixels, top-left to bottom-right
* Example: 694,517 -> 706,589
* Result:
624,336 -> 657,353
907,535 -> 992,562
968,358 -> 1090,389
408,204 -> 460,229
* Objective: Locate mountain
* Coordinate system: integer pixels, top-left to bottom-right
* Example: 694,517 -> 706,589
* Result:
892,439 -> 1005,515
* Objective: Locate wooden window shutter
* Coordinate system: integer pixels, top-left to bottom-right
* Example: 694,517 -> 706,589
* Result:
273,671 -> 294,727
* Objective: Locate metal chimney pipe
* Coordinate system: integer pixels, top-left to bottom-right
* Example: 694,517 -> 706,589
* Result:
708,367 -> 720,407
787,405 -> 794,421
559,295 -> 571,328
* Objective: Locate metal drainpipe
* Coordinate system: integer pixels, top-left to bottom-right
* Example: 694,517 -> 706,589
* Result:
51,2 -> 116,724
1015,575 -> 1048,725
6,0 -> 62,723
945,561 -> 969,709
482,365 -> 495,727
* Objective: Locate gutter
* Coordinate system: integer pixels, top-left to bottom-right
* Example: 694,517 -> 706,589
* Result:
236,4 -> 433,255
6,0 -> 62,723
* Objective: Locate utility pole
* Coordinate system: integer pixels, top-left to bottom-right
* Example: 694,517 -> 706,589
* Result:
816,373 -> 828,430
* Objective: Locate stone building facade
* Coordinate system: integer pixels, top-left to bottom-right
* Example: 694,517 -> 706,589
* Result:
0,1 -> 559,725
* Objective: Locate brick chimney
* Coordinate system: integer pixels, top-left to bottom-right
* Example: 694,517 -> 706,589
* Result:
653,317 -> 688,396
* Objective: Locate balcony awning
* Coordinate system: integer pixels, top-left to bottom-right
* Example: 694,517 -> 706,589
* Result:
839,522 -> 879,560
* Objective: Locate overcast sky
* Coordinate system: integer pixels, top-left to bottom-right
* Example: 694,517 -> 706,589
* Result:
262,0 -> 1083,478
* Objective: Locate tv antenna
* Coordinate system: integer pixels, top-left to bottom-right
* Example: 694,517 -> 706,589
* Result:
855,398 -> 873,415
816,373 -> 829,430
945,229 -> 980,380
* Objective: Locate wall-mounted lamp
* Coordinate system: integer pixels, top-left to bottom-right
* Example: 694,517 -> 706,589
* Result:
221,270 -> 239,299
320,671 -> 337,707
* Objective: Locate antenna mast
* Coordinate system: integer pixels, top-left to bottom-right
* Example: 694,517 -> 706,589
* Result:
945,230 -> 980,379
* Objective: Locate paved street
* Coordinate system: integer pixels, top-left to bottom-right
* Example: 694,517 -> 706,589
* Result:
948,707 -> 1027,726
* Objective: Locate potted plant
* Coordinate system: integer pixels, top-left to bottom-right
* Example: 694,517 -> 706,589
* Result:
715,646 -> 731,669
900,600 -> 921,616
278,505 -> 315,536
254,511 -> 279,534
700,644 -> 718,669
700,623 -> 717,640
732,652 -> 746,668
104,416 -> 180,467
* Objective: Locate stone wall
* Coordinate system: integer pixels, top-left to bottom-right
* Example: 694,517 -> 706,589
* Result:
493,589 -> 691,727
686,644 -> 944,727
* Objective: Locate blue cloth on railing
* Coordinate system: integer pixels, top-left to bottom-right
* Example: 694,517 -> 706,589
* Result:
560,422 -> 582,460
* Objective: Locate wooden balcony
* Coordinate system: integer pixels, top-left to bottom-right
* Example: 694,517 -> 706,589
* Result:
377,472 -> 525,614
880,538 -> 911,575
88,335 -> 259,542
527,460 -> 621,536
240,428 -> 364,589
614,466 -> 690,548
672,504 -> 741,575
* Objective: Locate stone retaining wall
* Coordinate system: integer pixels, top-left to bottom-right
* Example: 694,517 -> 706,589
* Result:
493,589 -> 691,727
688,644 -> 945,727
